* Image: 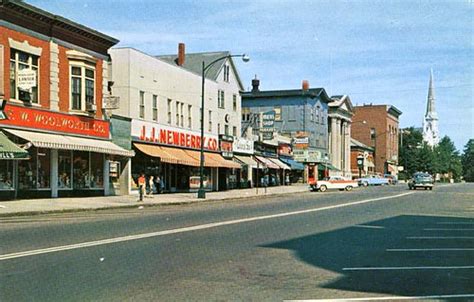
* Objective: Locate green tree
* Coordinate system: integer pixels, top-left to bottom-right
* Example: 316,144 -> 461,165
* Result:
462,139 -> 474,182
434,136 -> 462,181
399,127 -> 424,178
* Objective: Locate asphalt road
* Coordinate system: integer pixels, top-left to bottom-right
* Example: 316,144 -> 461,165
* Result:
1,183 -> 473,301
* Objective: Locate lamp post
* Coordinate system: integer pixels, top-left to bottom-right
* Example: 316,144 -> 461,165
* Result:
197,54 -> 250,199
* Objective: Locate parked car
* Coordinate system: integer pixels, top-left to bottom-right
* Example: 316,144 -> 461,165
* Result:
384,174 -> 398,185
356,175 -> 390,187
408,172 -> 434,190
310,176 -> 359,192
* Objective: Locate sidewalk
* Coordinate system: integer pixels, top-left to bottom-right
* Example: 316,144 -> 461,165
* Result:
0,184 -> 309,217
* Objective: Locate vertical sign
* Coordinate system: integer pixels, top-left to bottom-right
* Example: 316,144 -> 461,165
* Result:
261,110 -> 275,140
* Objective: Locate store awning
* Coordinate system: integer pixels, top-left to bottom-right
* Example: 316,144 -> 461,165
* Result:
134,143 -> 179,164
184,149 -> 240,169
4,128 -> 134,157
255,155 -> 280,169
0,132 -> 29,159
279,158 -> 304,171
234,155 -> 260,169
319,162 -> 340,171
269,158 -> 291,170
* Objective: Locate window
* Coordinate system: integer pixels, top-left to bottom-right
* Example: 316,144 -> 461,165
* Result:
233,126 -> 237,137
370,128 -> 376,140
242,108 -> 250,121
180,103 -> 184,127
152,95 -> 158,121
208,110 -> 212,132
218,123 -> 221,134
10,49 -> 39,103
70,62 -> 95,111
274,106 -> 281,121
18,148 -> 50,189
175,101 -> 180,126
218,90 -> 225,108
188,105 -> 192,128
73,151 -> 104,189
139,91 -> 145,118
58,150 -> 72,189
225,125 -> 229,136
310,107 -> 314,121
223,64 -> 230,82
233,94 -> 237,111
167,99 -> 172,124
0,160 -> 14,190
288,106 -> 296,121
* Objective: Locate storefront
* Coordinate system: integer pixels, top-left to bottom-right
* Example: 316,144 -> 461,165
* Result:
131,119 -> 239,193
0,104 -> 134,200
232,137 -> 256,188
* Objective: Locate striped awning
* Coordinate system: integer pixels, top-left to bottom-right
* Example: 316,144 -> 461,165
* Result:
0,132 -> 29,159
4,128 -> 134,157
255,155 -> 280,169
134,143 -> 179,164
268,158 -> 291,170
234,155 -> 260,169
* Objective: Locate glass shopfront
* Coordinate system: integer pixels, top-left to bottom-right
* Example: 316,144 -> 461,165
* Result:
73,151 -> 104,189
18,148 -> 51,190
0,161 -> 14,190
58,150 -> 72,189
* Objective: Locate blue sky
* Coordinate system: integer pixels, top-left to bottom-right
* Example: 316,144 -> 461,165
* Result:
31,0 -> 473,151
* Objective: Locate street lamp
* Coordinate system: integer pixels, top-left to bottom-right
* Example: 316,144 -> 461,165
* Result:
197,53 -> 250,199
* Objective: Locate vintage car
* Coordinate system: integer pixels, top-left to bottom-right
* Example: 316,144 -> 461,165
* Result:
310,176 -> 359,192
408,172 -> 434,190
356,175 -> 390,187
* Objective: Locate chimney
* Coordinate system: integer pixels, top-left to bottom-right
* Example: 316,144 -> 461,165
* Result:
302,80 -> 309,91
251,75 -> 260,92
177,43 -> 185,66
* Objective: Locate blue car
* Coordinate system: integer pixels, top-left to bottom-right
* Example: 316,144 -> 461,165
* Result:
356,175 -> 390,187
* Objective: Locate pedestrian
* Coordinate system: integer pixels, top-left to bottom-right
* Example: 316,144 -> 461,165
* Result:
285,174 -> 290,186
137,173 -> 146,201
148,175 -> 155,196
155,175 -> 161,194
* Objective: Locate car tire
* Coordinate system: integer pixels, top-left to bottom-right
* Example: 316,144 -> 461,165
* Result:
362,181 -> 368,187
319,185 -> 327,192
345,185 -> 353,191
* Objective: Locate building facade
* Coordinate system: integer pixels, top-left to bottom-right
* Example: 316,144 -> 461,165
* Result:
351,104 -> 402,175
109,45 -> 243,193
423,69 -> 439,147
241,79 -> 332,183
0,0 -> 133,200
350,138 -> 375,178
328,95 -> 354,178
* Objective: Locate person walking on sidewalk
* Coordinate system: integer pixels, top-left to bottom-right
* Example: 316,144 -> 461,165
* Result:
138,173 -> 146,201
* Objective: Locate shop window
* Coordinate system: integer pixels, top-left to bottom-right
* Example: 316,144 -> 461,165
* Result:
58,150 -> 72,189
10,48 -> 40,103
18,148 -> 50,189
73,151 -> 104,189
0,161 -> 14,190
70,62 -> 95,111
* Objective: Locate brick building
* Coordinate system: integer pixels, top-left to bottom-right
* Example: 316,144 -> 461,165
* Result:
351,104 -> 402,175
0,0 -> 133,199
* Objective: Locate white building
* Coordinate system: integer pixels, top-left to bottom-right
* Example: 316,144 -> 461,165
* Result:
109,44 -> 244,193
423,69 -> 439,147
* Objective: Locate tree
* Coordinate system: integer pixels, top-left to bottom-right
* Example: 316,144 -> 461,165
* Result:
434,136 -> 462,181
462,139 -> 474,182
399,127 -> 424,177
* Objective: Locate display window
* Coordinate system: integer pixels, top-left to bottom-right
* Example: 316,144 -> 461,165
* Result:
73,151 -> 104,189
58,150 -> 72,189
18,147 -> 50,189
0,161 -> 14,190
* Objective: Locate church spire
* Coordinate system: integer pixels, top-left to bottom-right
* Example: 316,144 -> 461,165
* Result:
425,68 -> 437,119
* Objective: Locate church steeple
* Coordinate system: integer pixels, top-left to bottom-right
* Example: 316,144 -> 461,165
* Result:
423,68 -> 440,147
425,68 -> 437,119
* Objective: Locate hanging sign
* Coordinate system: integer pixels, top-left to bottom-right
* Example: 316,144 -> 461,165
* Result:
261,110 -> 275,140
17,68 -> 37,91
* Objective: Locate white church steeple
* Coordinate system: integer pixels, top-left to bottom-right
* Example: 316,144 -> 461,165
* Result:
423,69 -> 439,147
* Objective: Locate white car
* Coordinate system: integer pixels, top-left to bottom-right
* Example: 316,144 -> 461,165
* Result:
310,176 -> 359,192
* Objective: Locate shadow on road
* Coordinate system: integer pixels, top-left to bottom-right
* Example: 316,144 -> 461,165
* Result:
262,215 -> 474,297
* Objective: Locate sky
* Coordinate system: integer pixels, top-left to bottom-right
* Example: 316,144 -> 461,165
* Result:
30,0 -> 473,151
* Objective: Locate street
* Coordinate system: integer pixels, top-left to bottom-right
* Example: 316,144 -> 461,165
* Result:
1,184 -> 473,301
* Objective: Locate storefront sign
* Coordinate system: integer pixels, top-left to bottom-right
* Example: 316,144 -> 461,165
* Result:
219,134 -> 234,159
278,144 -> 292,156
131,119 -> 219,151
293,149 -> 322,163
261,110 -> 275,140
17,69 -> 37,91
0,104 -> 110,138
232,137 -> 254,154
293,136 -> 309,150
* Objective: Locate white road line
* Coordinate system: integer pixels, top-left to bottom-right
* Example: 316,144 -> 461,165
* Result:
437,222 -> 474,225
287,294 -> 474,301
424,228 -> 474,231
0,192 -> 414,261
407,236 -> 474,239
354,225 -> 385,229
342,266 -> 474,271
387,248 -> 474,252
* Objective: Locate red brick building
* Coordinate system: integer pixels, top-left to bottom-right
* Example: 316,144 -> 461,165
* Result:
351,104 -> 402,175
0,0 -> 133,199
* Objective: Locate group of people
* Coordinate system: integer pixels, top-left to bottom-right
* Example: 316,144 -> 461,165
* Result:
137,173 -> 164,201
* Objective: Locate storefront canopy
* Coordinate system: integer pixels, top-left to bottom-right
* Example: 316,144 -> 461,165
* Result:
234,155 -> 260,169
4,129 -> 134,157
269,158 -> 291,170
319,162 -> 340,171
279,158 -> 304,171
0,132 -> 29,159
134,143 -> 239,169
255,155 -> 280,170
